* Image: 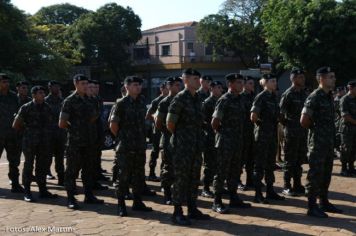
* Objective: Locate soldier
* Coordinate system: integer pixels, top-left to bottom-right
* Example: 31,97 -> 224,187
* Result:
251,74 -> 285,204
13,86 -> 58,202
45,80 -> 65,185
339,80 -> 356,176
0,73 -> 23,193
110,76 -> 153,217
167,68 -> 210,226
155,76 -> 182,205
197,75 -> 213,102
59,74 -> 104,209
334,87 -> 346,156
238,76 -> 255,190
16,81 -> 31,106
279,68 -> 308,196
211,73 -> 252,214
301,66 -> 343,218
201,81 -> 223,198
146,82 -> 168,181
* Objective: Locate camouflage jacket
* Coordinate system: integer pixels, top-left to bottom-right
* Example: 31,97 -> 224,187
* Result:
147,94 -> 165,134
157,95 -> 175,148
17,94 -> 31,107
241,91 -> 255,136
0,90 -> 19,136
202,95 -> 218,139
197,87 -> 210,102
340,93 -> 356,131
45,94 -> 63,127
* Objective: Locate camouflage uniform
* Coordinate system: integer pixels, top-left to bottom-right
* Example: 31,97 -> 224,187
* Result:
251,90 -> 279,189
339,93 -> 356,172
302,88 -> 335,199
167,89 -> 204,207
201,95 -> 218,191
213,91 -> 245,196
280,86 -> 308,189
156,95 -> 175,189
147,95 -> 165,176
197,88 -> 210,102
17,94 -> 31,106
110,95 -> 147,198
45,94 -> 65,182
15,101 -> 53,192
60,92 -> 98,197
334,96 -> 342,152
0,90 -> 21,185
240,91 -> 255,186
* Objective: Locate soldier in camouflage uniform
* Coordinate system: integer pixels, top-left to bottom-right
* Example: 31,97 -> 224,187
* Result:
13,86 -> 58,202
334,87 -> 346,155
0,73 -> 23,193
251,74 -> 285,204
200,81 -> 223,198
155,76 -> 182,205
146,82 -> 168,181
197,75 -> 213,102
279,68 -> 308,196
301,66 -> 343,218
339,80 -> 356,176
59,74 -> 104,209
45,80 -> 65,185
238,76 -> 255,190
167,68 -> 210,226
110,76 -> 153,217
16,81 -> 31,106
211,73 -> 252,214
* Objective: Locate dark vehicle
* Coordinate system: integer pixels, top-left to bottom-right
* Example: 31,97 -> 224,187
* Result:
101,102 -> 116,150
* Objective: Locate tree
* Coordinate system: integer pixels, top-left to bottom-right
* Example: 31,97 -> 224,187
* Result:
262,0 -> 356,84
69,3 -> 142,81
31,3 -> 90,25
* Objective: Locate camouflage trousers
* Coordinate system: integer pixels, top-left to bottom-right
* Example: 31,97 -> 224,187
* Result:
115,151 -> 145,198
202,135 -> 217,188
0,130 -> 21,184
340,126 -> 356,164
149,131 -> 161,173
283,127 -> 307,183
240,131 -> 254,183
160,146 -> 174,189
47,128 -> 66,179
64,145 -> 95,196
305,144 -> 334,199
172,149 -> 202,206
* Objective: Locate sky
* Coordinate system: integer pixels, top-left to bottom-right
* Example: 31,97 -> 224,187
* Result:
11,0 -> 224,30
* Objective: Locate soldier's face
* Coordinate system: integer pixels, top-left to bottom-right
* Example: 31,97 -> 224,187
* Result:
230,79 -> 244,93
93,84 -> 100,95
266,79 -> 277,91
244,80 -> 255,92
170,82 -> 181,95
322,72 -> 336,89
86,83 -> 94,96
126,82 -> 142,96
294,74 -> 305,87
211,85 -> 223,97
350,86 -> 356,96
17,85 -> 28,96
191,75 -> 201,90
33,90 -> 46,103
200,79 -> 210,90
75,80 -> 88,94
161,86 -> 169,96
0,79 -> 10,91
49,85 -> 60,95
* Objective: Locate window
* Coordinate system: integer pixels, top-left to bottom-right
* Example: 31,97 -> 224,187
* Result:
187,42 -> 194,50
161,45 -> 171,56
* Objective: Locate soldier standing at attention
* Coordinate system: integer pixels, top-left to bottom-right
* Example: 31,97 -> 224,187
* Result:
301,66 -> 343,218
339,80 -> 356,176
45,80 -> 65,186
251,74 -> 285,204
59,74 -> 104,209
279,68 -> 308,196
334,87 -> 346,156
146,82 -> 168,181
110,76 -> 153,217
16,81 -> 31,106
211,73 -> 252,214
167,68 -> 210,226
155,76 -> 182,205
197,75 -> 213,102
13,86 -> 58,202
0,73 -> 23,193
238,76 -> 255,190
200,80 -> 223,198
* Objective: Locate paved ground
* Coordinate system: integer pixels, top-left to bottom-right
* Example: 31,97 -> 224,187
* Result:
0,150 -> 355,236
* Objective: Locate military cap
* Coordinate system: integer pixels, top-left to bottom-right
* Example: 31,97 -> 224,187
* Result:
0,73 -> 10,81
210,81 -> 223,87
16,81 -> 30,87
244,76 -> 254,82
225,73 -> 244,81
73,74 -> 88,81
182,68 -> 201,77
261,73 -> 277,80
166,76 -> 182,85
124,76 -> 143,85
48,80 -> 61,86
201,75 -> 213,81
316,66 -> 333,75
335,86 -> 345,92
31,85 -> 45,94
159,82 -> 167,88
347,80 -> 356,87
291,67 -> 304,75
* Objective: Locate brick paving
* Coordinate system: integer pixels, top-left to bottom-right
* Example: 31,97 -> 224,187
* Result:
0,150 -> 355,236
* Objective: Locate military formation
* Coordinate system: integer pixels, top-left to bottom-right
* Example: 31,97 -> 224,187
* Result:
0,65 -> 355,225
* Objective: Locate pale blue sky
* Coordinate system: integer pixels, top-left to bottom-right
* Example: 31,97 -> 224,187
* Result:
11,0 -> 224,30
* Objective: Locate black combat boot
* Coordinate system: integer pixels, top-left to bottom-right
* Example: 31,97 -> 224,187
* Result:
340,162 -> 350,177
67,194 -> 79,210
132,195 -> 153,212
293,177 -> 305,195
24,186 -> 35,202
147,169 -> 160,182
187,201 -> 210,220
307,197 -> 327,218
212,195 -> 228,214
266,184 -> 285,201
254,187 -> 269,204
282,182 -> 296,196
349,162 -> 356,176
319,198 -> 343,214
117,197 -> 127,217
57,174 -> 64,186
172,205 -> 191,226
84,191 -> 104,204
163,187 -> 172,205
201,185 -> 214,198
229,193 -> 251,208
11,180 -> 24,193
142,183 -> 156,196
